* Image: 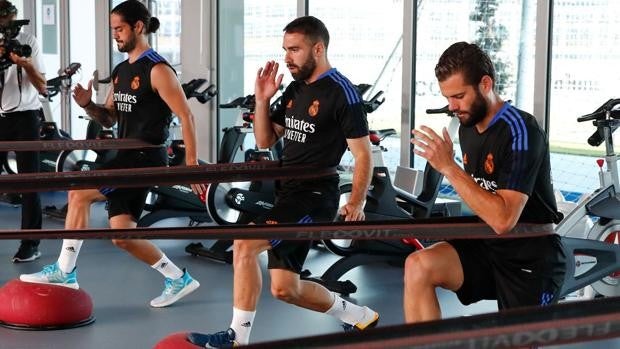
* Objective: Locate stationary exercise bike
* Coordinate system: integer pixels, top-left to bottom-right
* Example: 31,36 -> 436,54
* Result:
306,106 -> 460,295
555,99 -> 620,299
184,93 -> 285,263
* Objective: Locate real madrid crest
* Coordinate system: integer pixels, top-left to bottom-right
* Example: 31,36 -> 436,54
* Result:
308,100 -> 320,117
131,76 -> 141,90
484,153 -> 494,174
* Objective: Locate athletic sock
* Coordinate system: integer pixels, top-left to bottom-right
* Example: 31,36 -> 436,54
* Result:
57,239 -> 83,273
230,307 -> 256,345
325,292 -> 368,325
151,254 -> 184,279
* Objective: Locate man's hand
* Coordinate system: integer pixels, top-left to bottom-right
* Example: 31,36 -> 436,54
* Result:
339,202 -> 365,221
185,160 -> 207,195
72,80 -> 94,108
255,60 -> 283,103
411,126 -> 457,176
9,52 -> 32,69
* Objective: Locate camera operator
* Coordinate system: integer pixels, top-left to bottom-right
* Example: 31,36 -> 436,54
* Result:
0,1 -> 46,263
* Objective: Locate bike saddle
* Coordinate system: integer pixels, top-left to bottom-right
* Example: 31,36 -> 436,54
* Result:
369,128 -> 397,145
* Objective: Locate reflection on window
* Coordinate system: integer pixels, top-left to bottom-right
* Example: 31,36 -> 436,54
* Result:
549,1 -> 620,198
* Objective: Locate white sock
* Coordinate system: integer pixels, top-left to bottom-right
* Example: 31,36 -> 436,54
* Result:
230,307 -> 255,345
151,254 -> 184,279
57,239 -> 83,273
325,293 -> 368,325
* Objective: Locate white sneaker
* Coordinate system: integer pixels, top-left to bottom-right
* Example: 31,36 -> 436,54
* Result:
342,306 -> 379,332
20,262 -> 79,289
150,268 -> 200,308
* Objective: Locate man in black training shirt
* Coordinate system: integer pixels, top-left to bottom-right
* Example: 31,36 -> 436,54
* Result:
404,42 -> 566,322
188,16 -> 378,347
21,0 -> 204,309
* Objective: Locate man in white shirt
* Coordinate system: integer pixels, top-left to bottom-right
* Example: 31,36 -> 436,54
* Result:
0,1 -> 47,263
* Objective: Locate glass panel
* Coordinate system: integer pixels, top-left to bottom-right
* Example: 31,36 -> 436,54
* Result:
110,0 -> 181,68
415,0 -> 538,198
36,0 -> 60,124
549,1 -> 620,200
69,0 -> 96,139
151,0 -> 181,66
309,0 -> 404,171
217,0 -> 296,161
110,0 -> 125,67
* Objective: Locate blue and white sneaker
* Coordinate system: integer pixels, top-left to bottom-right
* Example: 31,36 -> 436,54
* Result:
19,262 -> 79,289
150,268 -> 200,308
342,306 -> 379,332
187,328 -> 238,348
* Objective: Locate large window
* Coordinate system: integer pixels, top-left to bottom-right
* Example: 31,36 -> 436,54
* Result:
217,0 -> 296,160
69,0 -> 96,139
309,0 -> 404,171
549,1 -> 620,198
110,0 -> 182,68
414,0 -> 538,197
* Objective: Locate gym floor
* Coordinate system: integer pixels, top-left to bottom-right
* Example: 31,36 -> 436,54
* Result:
0,192 -> 616,348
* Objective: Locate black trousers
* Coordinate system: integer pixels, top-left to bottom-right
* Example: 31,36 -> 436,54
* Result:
0,110 -> 42,247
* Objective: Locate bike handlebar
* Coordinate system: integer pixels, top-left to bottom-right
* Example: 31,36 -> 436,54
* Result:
577,98 -> 620,122
425,105 -> 451,115
181,78 -> 217,104
363,91 -> 385,114
44,62 -> 82,98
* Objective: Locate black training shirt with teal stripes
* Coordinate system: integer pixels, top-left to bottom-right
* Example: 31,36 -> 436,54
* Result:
270,68 -> 369,168
458,102 -> 559,223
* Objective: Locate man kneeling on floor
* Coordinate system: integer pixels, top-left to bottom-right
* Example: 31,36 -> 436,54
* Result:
404,42 -> 566,323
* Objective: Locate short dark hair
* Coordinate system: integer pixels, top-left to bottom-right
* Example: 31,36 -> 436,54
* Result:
111,0 -> 160,34
283,16 -> 330,49
0,1 -> 17,18
434,42 -> 496,87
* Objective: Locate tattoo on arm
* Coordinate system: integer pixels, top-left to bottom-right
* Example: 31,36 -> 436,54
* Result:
84,103 -> 117,128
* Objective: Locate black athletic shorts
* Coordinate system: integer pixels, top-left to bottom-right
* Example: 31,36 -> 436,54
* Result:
254,177 -> 340,274
448,234 -> 566,310
98,148 -> 167,221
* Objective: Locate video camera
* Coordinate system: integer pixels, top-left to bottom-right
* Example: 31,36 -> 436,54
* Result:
0,19 -> 31,71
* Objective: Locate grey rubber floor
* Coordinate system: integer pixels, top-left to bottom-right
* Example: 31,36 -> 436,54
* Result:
0,192 -> 616,348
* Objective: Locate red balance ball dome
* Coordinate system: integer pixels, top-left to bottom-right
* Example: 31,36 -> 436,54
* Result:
0,279 -> 94,330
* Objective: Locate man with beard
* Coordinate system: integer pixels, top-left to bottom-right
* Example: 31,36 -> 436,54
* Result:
403,42 -> 565,323
21,0 -> 203,308
187,16 -> 378,347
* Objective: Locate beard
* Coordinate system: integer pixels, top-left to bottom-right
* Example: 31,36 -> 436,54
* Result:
117,34 -> 137,53
289,54 -> 316,81
458,89 -> 487,128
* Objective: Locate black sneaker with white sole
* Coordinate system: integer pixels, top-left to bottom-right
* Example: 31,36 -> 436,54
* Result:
12,244 -> 42,263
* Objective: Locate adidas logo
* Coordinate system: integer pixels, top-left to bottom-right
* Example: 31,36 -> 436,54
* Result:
66,247 -> 76,252
159,262 -> 168,269
241,321 -> 251,327
342,301 -> 347,311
